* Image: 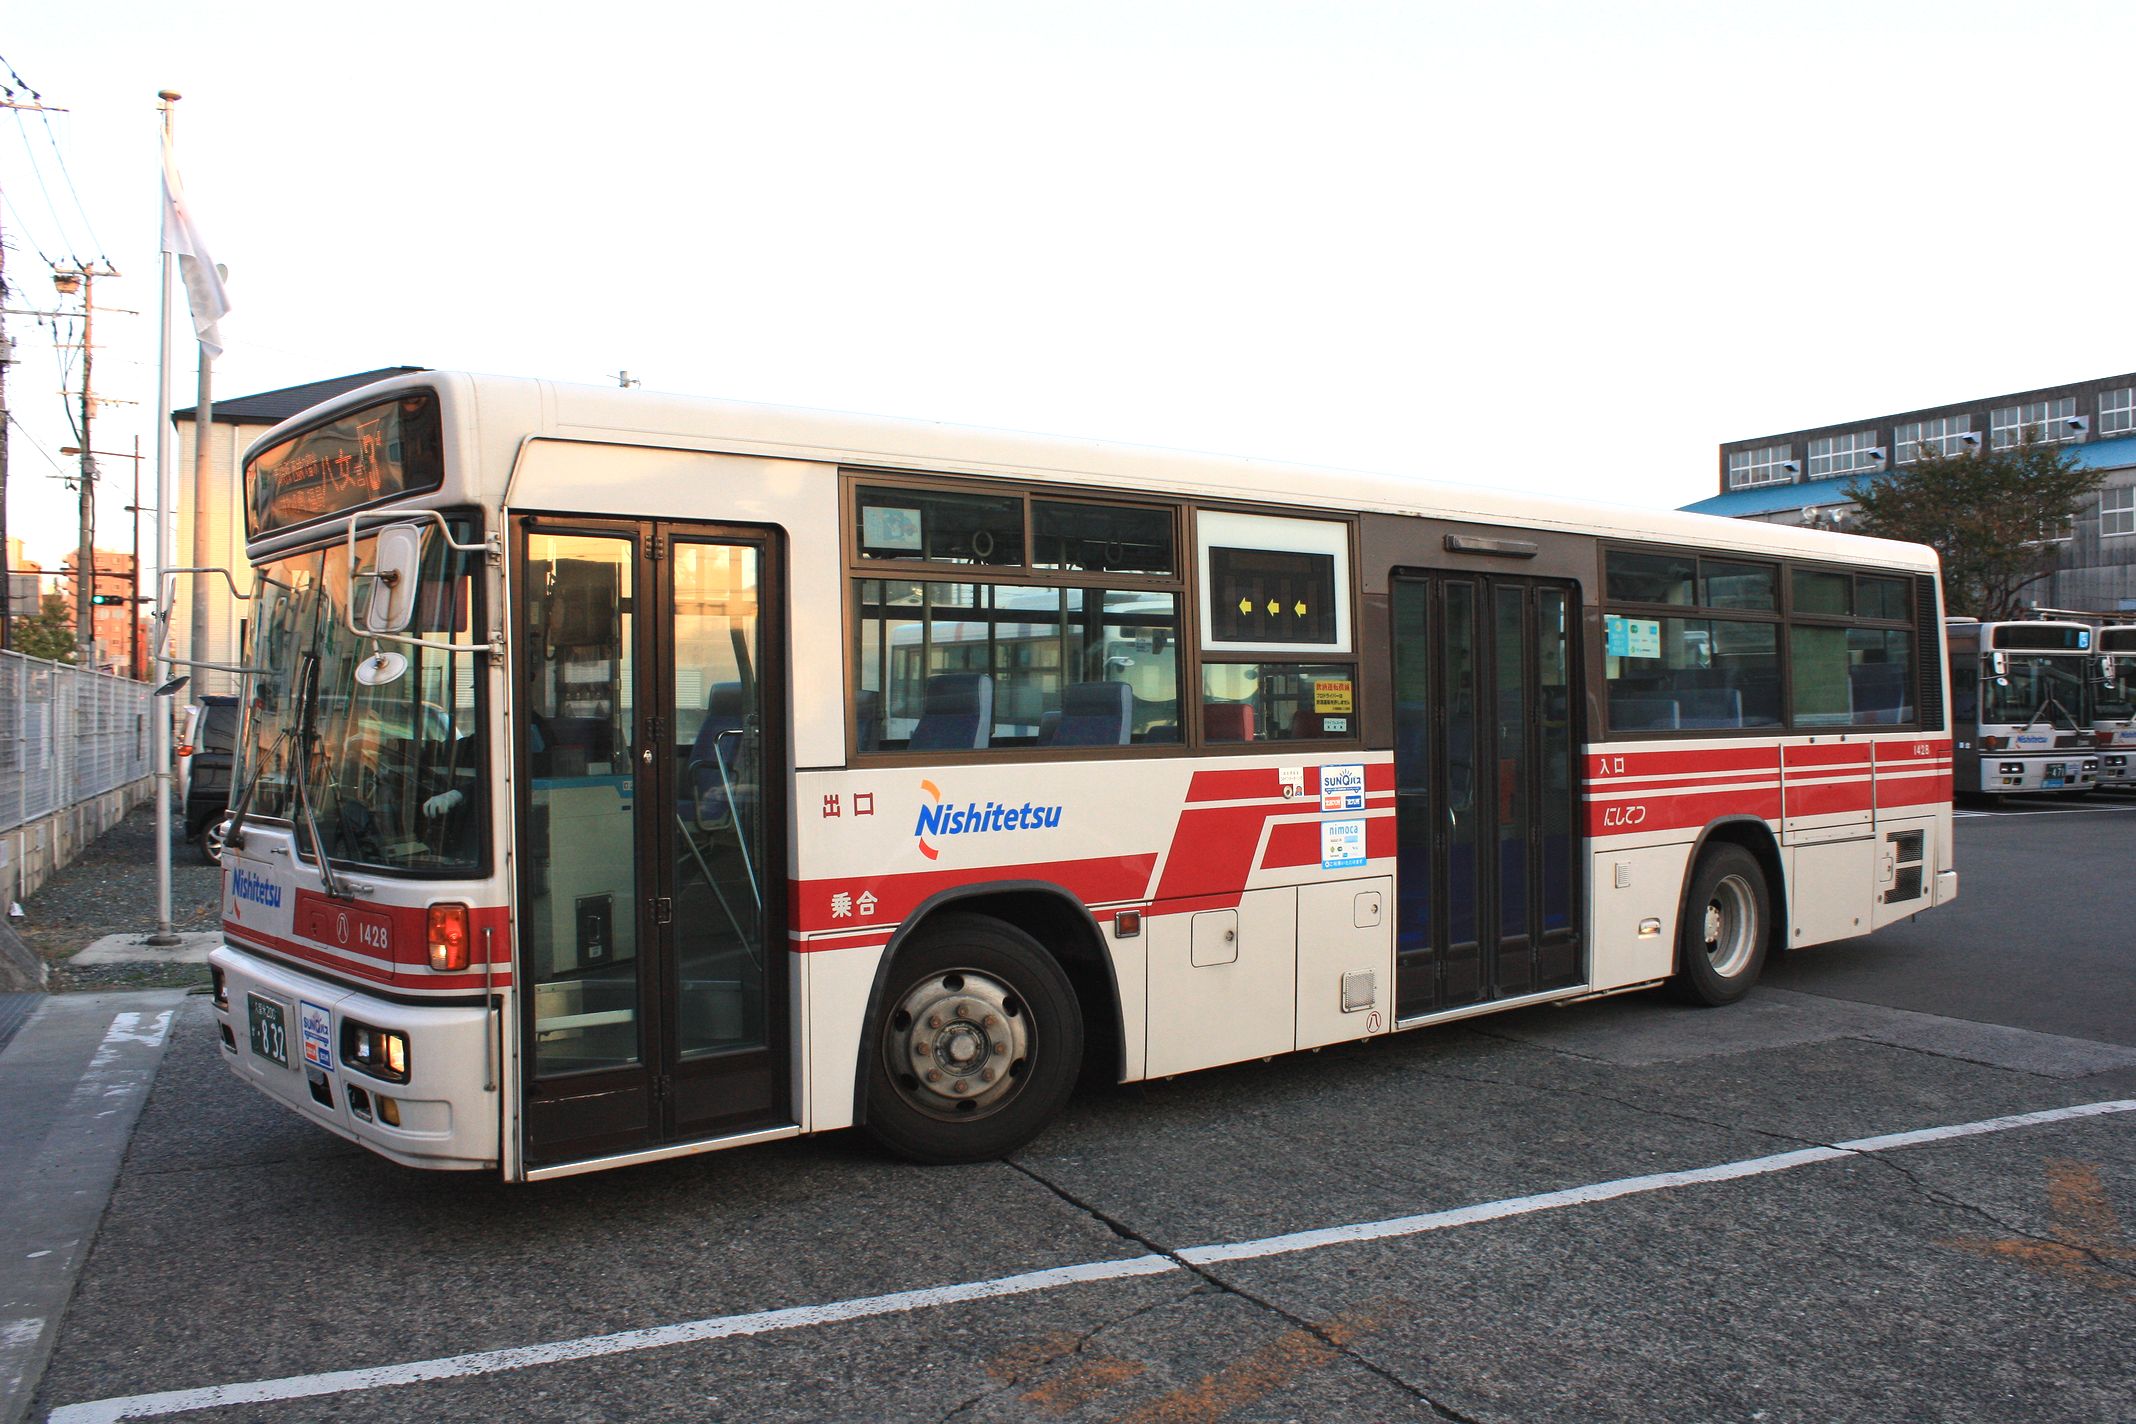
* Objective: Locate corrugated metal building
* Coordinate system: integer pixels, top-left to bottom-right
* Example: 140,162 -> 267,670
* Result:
1682,372 -> 2136,616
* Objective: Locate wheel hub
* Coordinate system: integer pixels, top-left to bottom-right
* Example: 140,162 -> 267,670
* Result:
887,970 -> 1030,1119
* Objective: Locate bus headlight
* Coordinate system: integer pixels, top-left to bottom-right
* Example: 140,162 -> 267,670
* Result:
427,904 -> 470,972
342,1019 -> 412,1083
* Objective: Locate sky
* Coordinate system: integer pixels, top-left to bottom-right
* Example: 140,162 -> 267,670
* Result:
3,0 -> 2133,577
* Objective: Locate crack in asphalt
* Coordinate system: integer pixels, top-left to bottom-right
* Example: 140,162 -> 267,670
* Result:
1405,1060 -> 1831,1155
934,1286 -> 1196,1424
1864,1152 -> 2136,1284
1002,1157 -> 1471,1422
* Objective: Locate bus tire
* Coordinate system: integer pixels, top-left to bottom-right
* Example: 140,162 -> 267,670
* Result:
863,913 -> 1082,1165
1670,844 -> 1768,1007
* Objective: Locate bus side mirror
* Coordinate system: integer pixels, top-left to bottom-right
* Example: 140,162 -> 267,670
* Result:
364,524 -> 425,634
1987,651 -> 2007,678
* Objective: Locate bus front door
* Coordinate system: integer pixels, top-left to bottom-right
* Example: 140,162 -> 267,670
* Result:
517,519 -> 788,1167
1390,573 -> 1582,1020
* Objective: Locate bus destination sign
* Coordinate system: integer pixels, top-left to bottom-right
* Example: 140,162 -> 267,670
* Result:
246,392 -> 444,536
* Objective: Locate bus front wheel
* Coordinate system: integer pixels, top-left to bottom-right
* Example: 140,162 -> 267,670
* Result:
1670,845 -> 1769,1007
863,913 -> 1083,1165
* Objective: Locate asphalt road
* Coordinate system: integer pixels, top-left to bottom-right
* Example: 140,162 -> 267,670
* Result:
27,803 -> 2136,1423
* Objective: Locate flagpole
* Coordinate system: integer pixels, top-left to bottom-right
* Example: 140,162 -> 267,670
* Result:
145,89 -> 181,948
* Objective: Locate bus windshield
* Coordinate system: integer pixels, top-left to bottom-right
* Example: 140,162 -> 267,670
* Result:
1981,654 -> 2086,729
2099,657 -> 2136,721
230,517 -> 485,873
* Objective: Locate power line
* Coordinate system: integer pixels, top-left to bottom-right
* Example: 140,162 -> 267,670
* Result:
5,409 -> 70,478
0,54 -> 92,266
0,190 -> 59,267
35,110 -> 107,263
0,52 -> 41,100
9,114 -> 84,265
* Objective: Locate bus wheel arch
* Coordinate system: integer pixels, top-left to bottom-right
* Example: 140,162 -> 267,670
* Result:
853,885 -> 1116,1159
1669,819 -> 1784,1006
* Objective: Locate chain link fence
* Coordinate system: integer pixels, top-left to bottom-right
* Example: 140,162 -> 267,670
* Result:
0,650 -> 156,834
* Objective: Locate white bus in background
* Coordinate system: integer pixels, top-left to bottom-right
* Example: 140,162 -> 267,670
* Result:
206,373 -> 1956,1181
1945,618 -> 2099,797
2093,625 -> 2136,790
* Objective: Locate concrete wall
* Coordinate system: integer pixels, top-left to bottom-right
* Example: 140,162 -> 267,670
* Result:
0,775 -> 155,914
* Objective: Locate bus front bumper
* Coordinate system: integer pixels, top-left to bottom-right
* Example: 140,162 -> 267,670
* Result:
1975,755 -> 2098,793
210,944 -> 499,1172
2096,750 -> 2135,788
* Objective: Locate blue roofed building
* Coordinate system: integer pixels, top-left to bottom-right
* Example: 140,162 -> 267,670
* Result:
1683,372 -> 2136,616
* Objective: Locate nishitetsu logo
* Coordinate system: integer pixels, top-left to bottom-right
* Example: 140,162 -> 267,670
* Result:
230,868 -> 283,909
914,779 -> 1063,861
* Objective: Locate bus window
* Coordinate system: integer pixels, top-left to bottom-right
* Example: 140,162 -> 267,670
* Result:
1201,663 -> 1355,742
855,580 -> 1180,751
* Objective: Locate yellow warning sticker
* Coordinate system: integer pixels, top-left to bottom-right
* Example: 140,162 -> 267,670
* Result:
1313,679 -> 1354,714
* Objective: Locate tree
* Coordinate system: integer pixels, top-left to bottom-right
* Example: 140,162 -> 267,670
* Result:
11,593 -> 79,663
1844,437 -> 2101,620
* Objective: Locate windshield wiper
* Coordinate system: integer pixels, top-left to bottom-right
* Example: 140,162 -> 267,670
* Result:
2020,692 -> 2076,734
289,652 -> 348,899
219,718 -> 284,856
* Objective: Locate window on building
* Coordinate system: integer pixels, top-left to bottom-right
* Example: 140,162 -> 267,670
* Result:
1807,431 -> 1885,479
1990,398 -> 2078,448
2100,388 -> 2135,437
1894,416 -> 1975,464
1726,446 -> 1794,489
2103,485 -> 2135,539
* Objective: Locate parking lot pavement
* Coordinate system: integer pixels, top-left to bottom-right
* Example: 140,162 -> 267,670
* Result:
27,990 -> 2136,1423
21,809 -> 2136,1422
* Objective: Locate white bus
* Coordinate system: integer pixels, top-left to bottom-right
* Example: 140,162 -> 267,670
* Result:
2093,626 -> 2136,790
208,374 -> 1956,1180
1944,618 -> 2099,797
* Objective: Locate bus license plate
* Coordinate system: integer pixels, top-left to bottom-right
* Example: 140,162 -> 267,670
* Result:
248,994 -> 290,1068
2045,763 -> 2066,787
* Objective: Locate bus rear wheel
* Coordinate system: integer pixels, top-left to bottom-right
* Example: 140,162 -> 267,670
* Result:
863,914 -> 1082,1165
1670,844 -> 1769,1007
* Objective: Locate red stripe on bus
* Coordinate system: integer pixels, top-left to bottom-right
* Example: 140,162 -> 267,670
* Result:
1153,803 -> 1279,901
1783,743 -> 1874,770
221,925 -> 513,993
1584,786 -> 1783,836
1184,761 -> 1394,804
1590,746 -> 1782,779
788,852 -> 1158,934
1877,776 -> 1954,808
1259,815 -> 1397,870
279,894 -> 511,979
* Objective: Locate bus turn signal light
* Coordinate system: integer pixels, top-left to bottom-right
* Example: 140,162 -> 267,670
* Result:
427,904 -> 470,972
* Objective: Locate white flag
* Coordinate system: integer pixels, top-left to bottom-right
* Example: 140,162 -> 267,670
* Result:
160,133 -> 230,357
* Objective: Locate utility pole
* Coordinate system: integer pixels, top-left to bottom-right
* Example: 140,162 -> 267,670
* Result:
54,263 -> 118,666
0,95 -> 66,652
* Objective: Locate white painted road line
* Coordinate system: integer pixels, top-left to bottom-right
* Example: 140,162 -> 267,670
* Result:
1955,802 -> 2136,818
47,1097 -> 2136,1424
